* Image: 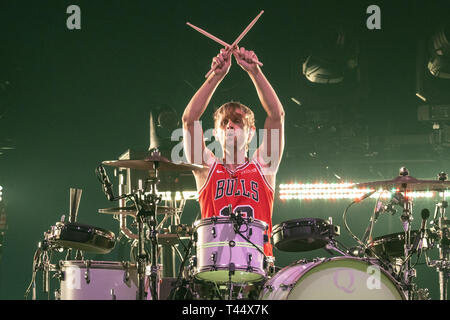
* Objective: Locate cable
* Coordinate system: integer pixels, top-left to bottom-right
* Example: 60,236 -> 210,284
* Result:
167,238 -> 194,300
342,196 -> 392,271
342,200 -> 365,247
233,223 -> 267,259
24,248 -> 41,300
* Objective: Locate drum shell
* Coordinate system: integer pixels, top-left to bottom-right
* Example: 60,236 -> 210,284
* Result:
59,261 -> 137,300
259,257 -> 406,300
194,217 -> 267,283
272,218 -> 339,252
48,222 -> 115,254
369,230 -> 424,260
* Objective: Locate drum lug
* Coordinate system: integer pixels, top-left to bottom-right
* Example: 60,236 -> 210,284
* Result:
249,228 -> 253,238
84,260 -> 91,284
110,289 -> 116,300
211,226 -> 216,238
122,261 -> 130,283
247,253 -> 253,272
210,251 -> 217,270
264,284 -> 274,292
190,256 -> 197,267
280,283 -> 295,291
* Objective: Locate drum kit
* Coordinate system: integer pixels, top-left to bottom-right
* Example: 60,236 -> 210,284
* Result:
25,151 -> 450,300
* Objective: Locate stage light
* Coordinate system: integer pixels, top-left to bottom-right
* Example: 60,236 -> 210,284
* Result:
302,26 -> 359,84
279,182 -> 435,200
428,23 -> 450,79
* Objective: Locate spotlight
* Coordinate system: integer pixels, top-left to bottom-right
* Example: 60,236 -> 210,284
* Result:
302,26 -> 359,84
428,23 -> 450,79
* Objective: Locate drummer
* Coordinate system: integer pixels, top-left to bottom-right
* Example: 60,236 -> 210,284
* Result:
182,47 -> 285,257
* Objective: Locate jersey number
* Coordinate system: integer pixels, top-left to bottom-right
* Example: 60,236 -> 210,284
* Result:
219,205 -> 254,218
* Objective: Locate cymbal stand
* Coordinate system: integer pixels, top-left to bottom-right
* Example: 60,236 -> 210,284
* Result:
132,159 -> 161,300
427,172 -> 449,300
398,188 -> 417,299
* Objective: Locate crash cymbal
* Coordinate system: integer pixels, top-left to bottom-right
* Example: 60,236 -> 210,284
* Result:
355,175 -> 450,191
102,155 -> 206,172
98,205 -> 176,216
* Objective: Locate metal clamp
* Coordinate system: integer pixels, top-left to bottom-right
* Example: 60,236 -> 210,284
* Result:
122,261 -> 130,283
84,260 -> 91,284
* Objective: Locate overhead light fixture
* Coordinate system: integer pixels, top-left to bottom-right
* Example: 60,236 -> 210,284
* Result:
302,26 -> 359,84
428,23 -> 450,79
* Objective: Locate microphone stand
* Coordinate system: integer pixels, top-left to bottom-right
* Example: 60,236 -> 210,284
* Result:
428,172 -> 449,300
399,187 -> 415,300
132,157 -> 161,300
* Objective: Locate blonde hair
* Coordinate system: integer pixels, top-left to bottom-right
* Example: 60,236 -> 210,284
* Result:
213,101 -> 255,129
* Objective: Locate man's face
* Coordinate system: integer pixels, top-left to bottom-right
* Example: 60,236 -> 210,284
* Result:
214,108 -> 254,155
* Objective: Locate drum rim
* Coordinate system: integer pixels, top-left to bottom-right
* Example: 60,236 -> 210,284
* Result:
371,230 -> 420,245
272,217 -> 330,233
60,260 -> 136,269
194,216 -> 268,229
61,222 -> 116,239
195,266 -> 265,283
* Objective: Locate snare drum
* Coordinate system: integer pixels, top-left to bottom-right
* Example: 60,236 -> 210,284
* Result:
47,222 -> 115,254
193,216 -> 267,283
259,257 -> 405,300
368,230 -> 427,261
59,261 -> 137,300
272,218 -> 340,252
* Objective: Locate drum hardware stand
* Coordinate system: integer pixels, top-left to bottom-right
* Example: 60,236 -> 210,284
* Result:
324,240 -> 347,256
97,160 -> 162,300
228,263 -> 236,300
426,171 -> 449,300
398,188 -> 417,300
132,170 -> 161,301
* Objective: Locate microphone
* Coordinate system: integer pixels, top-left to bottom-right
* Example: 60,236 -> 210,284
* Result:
411,208 -> 430,254
420,208 -> 430,232
98,165 -> 115,201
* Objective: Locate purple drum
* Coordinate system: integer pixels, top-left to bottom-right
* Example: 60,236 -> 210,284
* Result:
59,261 -> 138,300
193,216 -> 267,283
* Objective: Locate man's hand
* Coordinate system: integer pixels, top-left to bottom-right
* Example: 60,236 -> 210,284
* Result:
211,48 -> 232,79
233,47 -> 260,76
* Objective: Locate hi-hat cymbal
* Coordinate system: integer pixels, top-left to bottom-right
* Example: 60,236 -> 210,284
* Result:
98,205 -> 176,217
355,175 -> 450,191
102,155 -> 206,172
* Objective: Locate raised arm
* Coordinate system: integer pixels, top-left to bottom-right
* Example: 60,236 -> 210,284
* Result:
182,49 -> 232,167
233,48 -> 285,182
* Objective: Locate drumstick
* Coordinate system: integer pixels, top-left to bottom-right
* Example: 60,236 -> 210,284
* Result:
186,21 -> 263,70
186,22 -> 230,48
204,10 -> 264,78
229,10 -> 264,49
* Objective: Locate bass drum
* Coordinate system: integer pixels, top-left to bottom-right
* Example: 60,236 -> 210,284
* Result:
259,257 -> 406,300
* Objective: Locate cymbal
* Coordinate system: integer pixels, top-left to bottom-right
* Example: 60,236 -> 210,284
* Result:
102,155 -> 207,172
98,205 -> 176,217
355,175 -> 450,191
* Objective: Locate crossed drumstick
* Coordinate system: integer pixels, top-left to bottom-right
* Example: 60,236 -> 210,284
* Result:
186,10 -> 264,78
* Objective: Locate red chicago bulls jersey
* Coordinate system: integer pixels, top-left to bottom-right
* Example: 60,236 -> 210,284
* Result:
198,158 -> 275,256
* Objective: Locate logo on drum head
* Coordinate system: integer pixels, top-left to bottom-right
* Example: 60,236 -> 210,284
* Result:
366,265 -> 381,290
333,269 -> 355,294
